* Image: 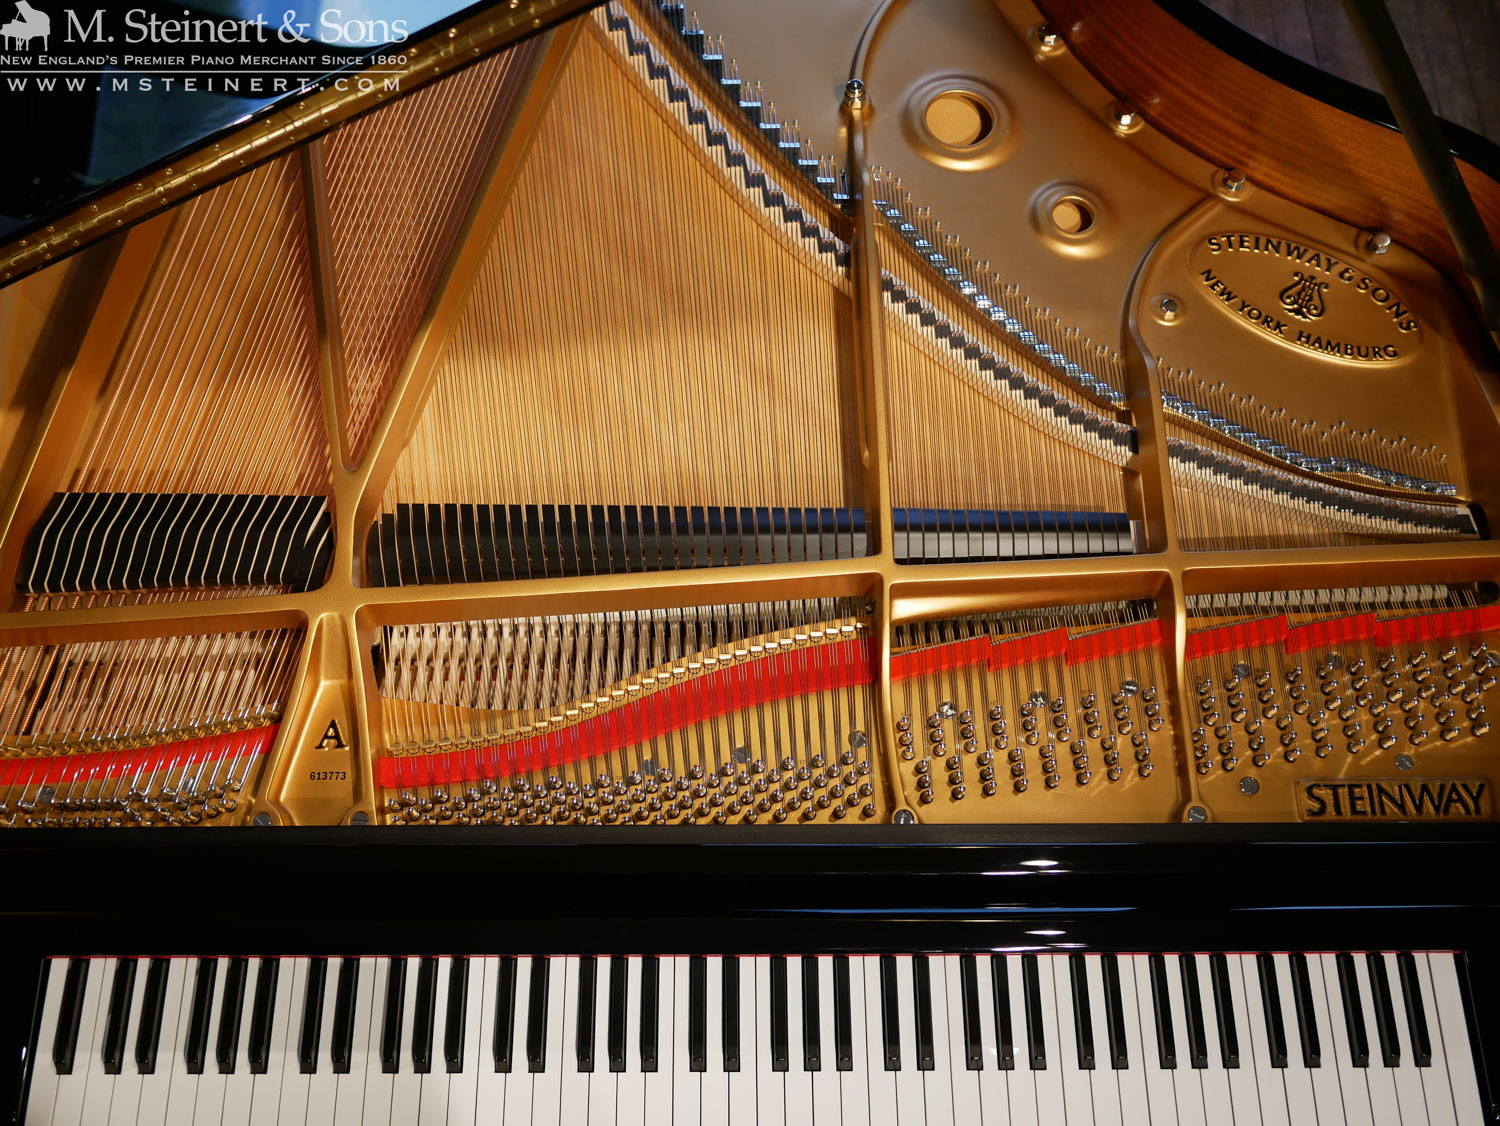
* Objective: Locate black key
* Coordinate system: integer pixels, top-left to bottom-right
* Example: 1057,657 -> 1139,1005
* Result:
185,959 -> 218,1075
640,956 -> 659,1073
299,957 -> 328,1075
1336,952 -> 1370,1067
608,957 -> 628,1072
1180,955 -> 1208,1069
1257,954 -> 1288,1069
1290,953 -> 1320,1067
1148,953 -> 1175,1069
1069,955 -> 1096,1071
381,957 -> 407,1074
135,959 -> 171,1076
879,955 -> 900,1071
411,957 -> 438,1074
1102,955 -> 1129,1069
724,957 -> 741,1073
445,957 -> 468,1073
991,955 -> 1014,1070
688,955 -> 707,1073
832,956 -> 853,1073
576,957 -> 597,1072
52,959 -> 87,1074
101,959 -> 137,1076
331,959 -> 359,1075
913,956 -> 935,1071
1023,953 -> 1046,1070
1209,954 -> 1239,1068
802,957 -> 822,1072
1367,953 -> 1400,1067
216,958 -> 248,1075
493,957 -> 517,1072
770,956 -> 790,1072
247,959 -> 279,1075
1396,953 -> 1431,1067
959,955 -> 983,1071
526,957 -> 550,1073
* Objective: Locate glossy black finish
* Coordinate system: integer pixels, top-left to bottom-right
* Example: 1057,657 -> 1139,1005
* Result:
1,823 -> 1496,1124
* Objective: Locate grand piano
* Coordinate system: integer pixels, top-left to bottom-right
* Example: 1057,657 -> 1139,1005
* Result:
1,0 -> 1497,1121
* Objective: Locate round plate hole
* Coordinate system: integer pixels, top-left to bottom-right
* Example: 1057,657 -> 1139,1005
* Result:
1049,195 -> 1095,235
923,90 -> 994,148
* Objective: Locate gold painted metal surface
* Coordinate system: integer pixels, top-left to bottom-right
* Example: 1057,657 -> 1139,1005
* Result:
1,0 -> 1499,827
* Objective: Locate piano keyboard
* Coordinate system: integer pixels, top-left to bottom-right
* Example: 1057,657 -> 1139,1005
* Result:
23,951 -> 1486,1124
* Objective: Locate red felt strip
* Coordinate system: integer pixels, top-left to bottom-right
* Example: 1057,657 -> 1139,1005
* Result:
379,639 -> 877,788
1065,620 -> 1163,666
989,627 -> 1069,670
1285,612 -> 1378,654
0,724 -> 278,788
890,636 -> 990,682
1376,605 -> 1500,646
1184,616 -> 1289,660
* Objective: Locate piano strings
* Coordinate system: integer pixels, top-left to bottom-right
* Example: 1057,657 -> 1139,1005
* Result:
0,627 -> 303,826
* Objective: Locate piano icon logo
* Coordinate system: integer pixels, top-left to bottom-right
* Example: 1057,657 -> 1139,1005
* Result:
1,0 -> 49,48
1278,270 -> 1329,321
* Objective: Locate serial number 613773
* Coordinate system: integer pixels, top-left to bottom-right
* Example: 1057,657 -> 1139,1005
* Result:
308,770 -> 348,782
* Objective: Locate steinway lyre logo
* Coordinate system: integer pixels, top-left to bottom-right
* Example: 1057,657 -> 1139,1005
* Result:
1,0 -> 49,48
1278,270 -> 1329,321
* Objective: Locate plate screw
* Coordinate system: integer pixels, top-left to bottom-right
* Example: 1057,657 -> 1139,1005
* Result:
1239,777 -> 1260,796
1365,229 -> 1391,255
1157,295 -> 1180,321
1186,804 -> 1208,823
253,812 -> 272,826
1222,167 -> 1247,192
1395,752 -> 1415,770
843,79 -> 866,109
1111,101 -> 1138,127
1038,23 -> 1060,47
350,811 -> 369,826
893,808 -> 916,825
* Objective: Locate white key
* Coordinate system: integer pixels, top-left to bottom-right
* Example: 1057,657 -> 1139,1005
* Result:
1217,954 -> 1261,1126
1273,954 -> 1318,1126
75,957 -> 119,1126
559,957 -> 590,1126
53,956 -> 108,1126
108,959 -> 155,1126
673,958 -> 700,1126
1189,956 -> 1233,1126
1378,953 -> 1429,1126
703,957 -> 729,1126
24,959 -> 70,1126
166,958 -> 214,1126
784,958 -> 812,1126
1318,954 -> 1374,1126
1130,957 -> 1178,1126
534,957 -> 567,1126
919,957 -> 954,1126
862,958 -> 896,1126
944,957 -> 983,1126
642,953 -> 672,1126
892,955 -> 926,1126
1029,957 -> 1064,1126
274,958 -> 313,1126
139,961 -> 191,1126
334,959 -> 378,1126
1353,953 -> 1401,1126
385,958 -> 422,1126
1050,956 -> 1094,1126
1298,955 -> 1347,1126
473,959 -> 505,1126
1239,955 -> 1290,1126
1084,957 -> 1122,1126
813,957 -> 841,1126
1163,955 -> 1204,1126
835,958 -> 868,1126
1408,954 -> 1457,1126
1113,957 -> 1158,1126
587,959 -> 617,1126
1004,956 -> 1039,1126
632,956 -> 661,1126
418,957 -> 453,1126
359,959 -> 395,1126
1426,953 -> 1484,1126
969,956 -> 1008,1126
728,957 -> 756,1126
501,957 -> 533,1126
192,958 -> 233,1126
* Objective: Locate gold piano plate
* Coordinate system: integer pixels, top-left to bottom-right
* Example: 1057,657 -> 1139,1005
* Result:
1,0 -> 1498,827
